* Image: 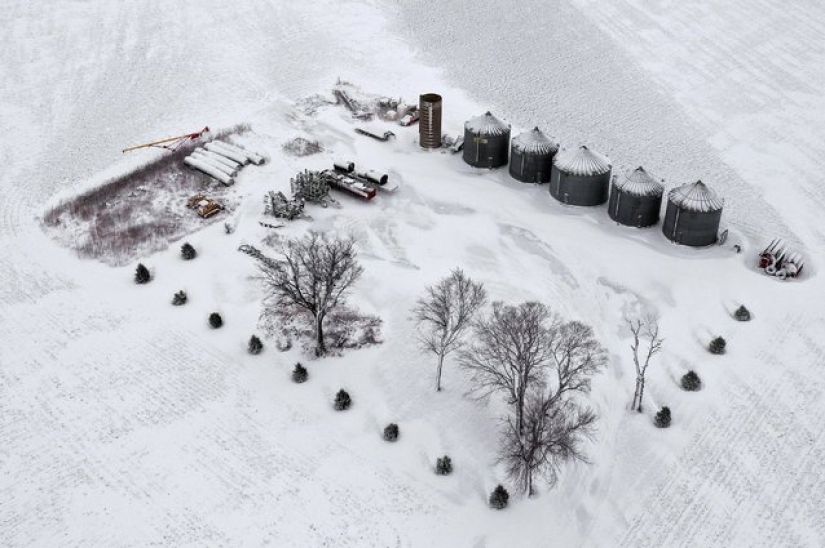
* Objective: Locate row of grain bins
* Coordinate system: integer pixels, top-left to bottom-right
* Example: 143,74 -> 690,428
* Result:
461,111 -> 725,247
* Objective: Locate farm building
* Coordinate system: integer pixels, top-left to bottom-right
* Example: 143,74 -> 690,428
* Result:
419,93 -> 443,149
462,111 -> 510,168
662,180 -> 724,246
549,145 -> 612,206
608,166 -> 665,227
509,127 -> 559,183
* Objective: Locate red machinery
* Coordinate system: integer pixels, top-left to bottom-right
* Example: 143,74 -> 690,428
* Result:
759,239 -> 804,280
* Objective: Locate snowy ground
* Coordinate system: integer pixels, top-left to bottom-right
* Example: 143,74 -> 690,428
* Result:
2,1 -> 824,547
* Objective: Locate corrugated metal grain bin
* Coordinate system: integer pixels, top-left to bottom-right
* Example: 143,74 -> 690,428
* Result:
662,180 -> 724,246
463,111 -> 510,168
549,145 -> 612,206
419,93 -> 443,149
509,127 -> 559,183
608,166 -> 664,227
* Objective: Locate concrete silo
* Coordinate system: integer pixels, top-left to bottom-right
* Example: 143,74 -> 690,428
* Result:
463,111 -> 510,168
549,145 -> 612,206
509,127 -> 559,184
608,166 -> 665,227
419,93 -> 442,149
662,180 -> 724,246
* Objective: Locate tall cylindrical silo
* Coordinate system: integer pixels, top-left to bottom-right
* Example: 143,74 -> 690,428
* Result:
608,166 -> 665,227
661,180 -> 724,246
463,111 -> 511,168
419,93 -> 443,149
549,145 -> 612,206
509,127 -> 559,183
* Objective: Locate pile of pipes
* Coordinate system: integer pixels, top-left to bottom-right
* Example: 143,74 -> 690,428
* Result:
183,140 -> 267,185
759,239 -> 804,280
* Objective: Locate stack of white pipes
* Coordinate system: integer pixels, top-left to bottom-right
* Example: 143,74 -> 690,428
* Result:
212,140 -> 267,165
183,156 -> 234,186
191,149 -> 239,177
184,138 -> 267,185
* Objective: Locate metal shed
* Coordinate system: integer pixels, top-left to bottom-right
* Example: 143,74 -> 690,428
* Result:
549,145 -> 612,206
662,180 -> 724,246
463,111 -> 511,168
608,166 -> 665,227
419,93 -> 443,149
509,127 -> 559,183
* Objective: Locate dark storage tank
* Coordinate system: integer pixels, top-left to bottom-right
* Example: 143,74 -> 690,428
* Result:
549,145 -> 612,206
608,166 -> 665,227
419,93 -> 443,149
662,180 -> 724,246
463,111 -> 511,168
509,127 -> 559,183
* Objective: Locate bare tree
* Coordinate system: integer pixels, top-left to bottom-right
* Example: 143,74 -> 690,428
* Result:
628,317 -> 663,412
548,321 -> 609,404
500,394 -> 597,495
413,268 -> 487,391
244,232 -> 363,356
459,302 -> 555,433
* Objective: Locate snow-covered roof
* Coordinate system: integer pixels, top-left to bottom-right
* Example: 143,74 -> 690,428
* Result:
553,145 -> 611,176
614,166 -> 664,197
464,111 -> 510,136
511,127 -> 559,155
668,180 -> 724,212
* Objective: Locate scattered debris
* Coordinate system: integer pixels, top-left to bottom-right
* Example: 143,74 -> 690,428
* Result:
449,135 -> 464,153
259,221 -> 285,229
186,195 -> 224,219
264,190 -> 308,220
333,88 -> 374,121
282,137 -> 324,157
759,238 -> 804,280
399,106 -> 420,126
355,128 -> 395,141
290,170 -> 338,208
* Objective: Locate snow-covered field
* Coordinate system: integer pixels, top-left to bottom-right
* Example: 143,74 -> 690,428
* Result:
2,1 -> 824,547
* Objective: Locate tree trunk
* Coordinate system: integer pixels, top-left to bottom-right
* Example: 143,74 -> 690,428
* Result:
637,376 -> 646,413
435,353 -> 445,391
315,313 -> 326,356
632,377 -> 641,411
527,467 -> 534,496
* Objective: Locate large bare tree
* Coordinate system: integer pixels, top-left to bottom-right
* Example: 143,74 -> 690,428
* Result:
628,317 -> 663,412
244,231 -> 363,356
413,268 -> 487,391
458,302 -> 555,433
500,394 -> 597,495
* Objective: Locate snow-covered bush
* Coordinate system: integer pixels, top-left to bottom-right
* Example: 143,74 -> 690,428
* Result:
172,290 -> 187,306
709,336 -> 727,355
436,456 -> 453,475
654,406 -> 672,428
209,312 -> 223,329
489,485 -> 509,509
734,305 -> 751,321
681,371 -> 702,391
181,242 -> 197,260
383,423 -> 399,442
334,389 -> 351,411
248,335 -> 263,355
292,362 -> 308,383
135,263 -> 151,284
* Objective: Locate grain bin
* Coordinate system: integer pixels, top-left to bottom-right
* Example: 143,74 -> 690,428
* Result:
662,180 -> 724,246
549,145 -> 612,206
608,166 -> 665,227
419,93 -> 443,149
463,111 -> 510,168
509,127 -> 559,183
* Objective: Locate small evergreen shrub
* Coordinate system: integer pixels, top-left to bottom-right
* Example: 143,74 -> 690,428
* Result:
734,305 -> 751,321
135,263 -> 151,284
435,456 -> 453,475
248,335 -> 263,355
334,389 -> 351,411
181,242 -> 197,260
172,290 -> 187,306
383,423 -> 399,442
292,362 -> 308,383
654,406 -> 672,428
709,336 -> 727,355
681,371 -> 702,391
209,312 -> 223,329
489,485 -> 509,509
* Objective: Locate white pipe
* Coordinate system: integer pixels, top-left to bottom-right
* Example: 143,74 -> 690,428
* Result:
765,264 -> 777,275
195,148 -> 241,169
213,140 -> 266,165
191,152 -> 237,177
183,156 -> 234,185
204,142 -> 250,165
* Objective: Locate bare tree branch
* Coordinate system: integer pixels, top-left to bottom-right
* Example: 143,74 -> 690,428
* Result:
628,316 -> 664,412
